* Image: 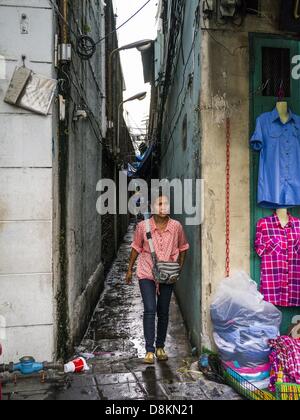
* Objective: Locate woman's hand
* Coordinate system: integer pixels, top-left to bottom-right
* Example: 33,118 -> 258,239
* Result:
126,269 -> 133,285
179,251 -> 187,272
126,249 -> 138,285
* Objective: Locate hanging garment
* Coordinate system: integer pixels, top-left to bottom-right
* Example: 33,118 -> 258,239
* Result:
269,336 -> 300,392
255,213 -> 300,307
250,108 -> 300,209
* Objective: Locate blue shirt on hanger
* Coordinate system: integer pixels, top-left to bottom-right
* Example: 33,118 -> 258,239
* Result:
250,108 -> 300,209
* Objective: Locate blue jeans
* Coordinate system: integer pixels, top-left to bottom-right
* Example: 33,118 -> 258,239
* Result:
139,279 -> 174,354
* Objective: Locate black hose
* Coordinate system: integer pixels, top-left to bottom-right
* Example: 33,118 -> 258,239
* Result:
76,35 -> 97,60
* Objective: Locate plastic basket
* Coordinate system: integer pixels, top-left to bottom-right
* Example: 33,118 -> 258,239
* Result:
223,367 -> 276,401
276,383 -> 300,401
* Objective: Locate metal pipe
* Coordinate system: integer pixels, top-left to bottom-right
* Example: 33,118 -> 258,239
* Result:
108,41 -> 151,152
62,0 -> 68,43
108,49 -> 117,154
0,369 -> 65,387
117,92 -> 147,152
117,101 -> 123,155
114,163 -> 118,255
0,359 -> 63,375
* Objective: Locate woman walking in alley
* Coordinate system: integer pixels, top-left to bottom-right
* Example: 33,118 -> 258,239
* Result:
126,195 -> 189,364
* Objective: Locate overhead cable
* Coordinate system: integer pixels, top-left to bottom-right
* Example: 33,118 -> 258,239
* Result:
49,0 -> 153,60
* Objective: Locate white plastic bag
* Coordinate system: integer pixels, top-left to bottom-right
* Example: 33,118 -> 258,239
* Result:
211,271 -> 282,367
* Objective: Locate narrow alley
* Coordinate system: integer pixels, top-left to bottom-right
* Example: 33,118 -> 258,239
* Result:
2,0 -> 300,403
1,224 -> 240,401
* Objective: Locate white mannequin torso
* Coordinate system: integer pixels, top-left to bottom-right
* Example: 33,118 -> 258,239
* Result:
276,208 -> 289,228
276,101 -> 289,124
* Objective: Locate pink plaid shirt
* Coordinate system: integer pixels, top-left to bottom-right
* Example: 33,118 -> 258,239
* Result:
269,336 -> 300,388
255,213 -> 300,307
131,217 -> 190,281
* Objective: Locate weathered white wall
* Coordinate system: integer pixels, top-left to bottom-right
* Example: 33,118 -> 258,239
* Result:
200,0 -> 282,348
0,0 -> 55,362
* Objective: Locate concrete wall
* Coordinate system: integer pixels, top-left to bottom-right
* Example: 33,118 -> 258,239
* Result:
57,0 -> 133,356
200,0 -> 283,348
0,0 -> 133,362
159,0 -> 202,350
102,0 -> 134,271
155,0 -> 286,351
56,0 -> 107,355
0,0 -> 55,362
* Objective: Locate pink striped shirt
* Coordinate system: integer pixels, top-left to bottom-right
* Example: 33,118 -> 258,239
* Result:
132,217 -> 190,281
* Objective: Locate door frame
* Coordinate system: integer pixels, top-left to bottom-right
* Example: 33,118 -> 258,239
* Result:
249,32 -> 300,333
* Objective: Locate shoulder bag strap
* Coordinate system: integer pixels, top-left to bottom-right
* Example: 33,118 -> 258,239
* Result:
145,218 -> 157,264
145,219 -> 160,295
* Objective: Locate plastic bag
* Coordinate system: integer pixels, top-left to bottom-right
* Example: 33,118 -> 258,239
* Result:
211,272 -> 282,367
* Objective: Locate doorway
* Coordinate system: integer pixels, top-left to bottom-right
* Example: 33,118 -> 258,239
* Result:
250,33 -> 300,333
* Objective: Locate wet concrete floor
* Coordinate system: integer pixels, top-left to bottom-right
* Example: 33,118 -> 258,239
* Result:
1,224 -> 240,400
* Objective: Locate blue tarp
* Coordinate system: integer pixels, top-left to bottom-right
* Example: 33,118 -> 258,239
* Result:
127,144 -> 154,178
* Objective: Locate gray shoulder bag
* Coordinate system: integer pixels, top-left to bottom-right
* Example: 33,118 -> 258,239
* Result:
145,218 -> 181,286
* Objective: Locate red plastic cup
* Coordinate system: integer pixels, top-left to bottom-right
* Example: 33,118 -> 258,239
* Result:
64,357 -> 88,373
72,358 -> 85,373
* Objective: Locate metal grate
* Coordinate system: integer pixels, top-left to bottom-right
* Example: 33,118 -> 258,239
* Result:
262,47 -> 291,97
224,366 -> 276,401
276,383 -> 300,401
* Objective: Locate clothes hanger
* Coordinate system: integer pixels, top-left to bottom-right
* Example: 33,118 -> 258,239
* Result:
277,80 -> 285,102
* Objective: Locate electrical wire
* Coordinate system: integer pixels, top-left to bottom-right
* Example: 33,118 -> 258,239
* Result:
59,57 -> 110,154
172,1 -> 187,76
70,35 -> 105,97
74,0 -> 153,59
66,85 -> 106,152
66,6 -> 107,105
94,0 -> 153,46
69,63 -> 105,143
48,0 -> 94,59
67,0 -> 102,39
49,0 -> 154,60
169,0 -> 186,83
161,0 -> 186,98
161,2 -> 271,162
161,82 -> 189,162
168,28 -> 197,131
64,1 -> 98,60
202,18 -> 238,57
49,11 -> 119,164
48,0 -> 78,39
60,62 -> 106,151
76,36 -> 97,60
160,2 -> 200,160
231,0 -> 247,27
246,8 -> 274,25
157,0 -> 188,158
48,1 -> 109,147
